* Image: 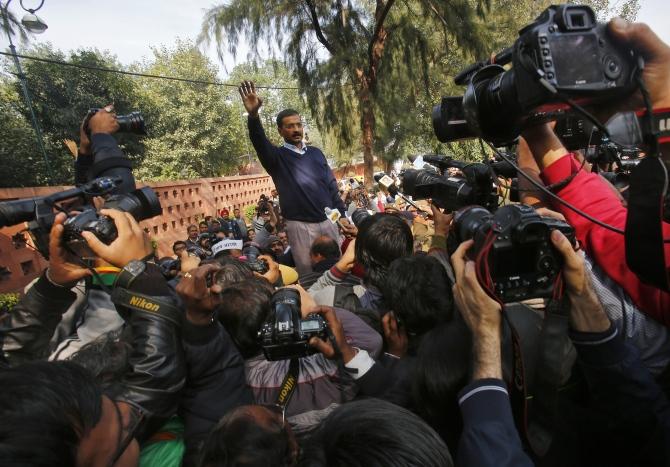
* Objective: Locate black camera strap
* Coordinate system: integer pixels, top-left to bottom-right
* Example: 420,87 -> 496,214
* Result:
276,358 -> 300,409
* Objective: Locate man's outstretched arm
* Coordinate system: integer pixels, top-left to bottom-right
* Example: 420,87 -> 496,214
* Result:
239,80 -> 278,172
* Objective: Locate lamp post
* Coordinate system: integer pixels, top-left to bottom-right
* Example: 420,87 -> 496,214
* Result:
1,0 -> 53,183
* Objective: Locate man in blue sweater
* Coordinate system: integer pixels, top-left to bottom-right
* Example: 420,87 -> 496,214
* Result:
239,80 -> 346,275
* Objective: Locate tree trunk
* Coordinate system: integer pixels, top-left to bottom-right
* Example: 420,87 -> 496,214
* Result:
356,70 -> 376,189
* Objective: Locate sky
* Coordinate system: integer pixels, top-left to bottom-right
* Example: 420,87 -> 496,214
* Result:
0,0 -> 669,79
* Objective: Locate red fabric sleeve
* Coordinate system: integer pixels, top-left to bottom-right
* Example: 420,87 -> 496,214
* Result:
540,154 -> 670,327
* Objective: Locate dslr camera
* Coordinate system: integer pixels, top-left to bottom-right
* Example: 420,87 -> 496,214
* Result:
258,288 -> 328,361
0,177 -> 161,259
449,204 -> 576,302
432,4 -> 638,145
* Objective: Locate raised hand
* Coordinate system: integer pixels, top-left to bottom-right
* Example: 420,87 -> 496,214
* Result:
238,80 -> 263,117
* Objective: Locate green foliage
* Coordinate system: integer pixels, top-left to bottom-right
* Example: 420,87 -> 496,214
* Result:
244,204 -> 256,223
0,292 -> 20,315
133,40 -> 246,181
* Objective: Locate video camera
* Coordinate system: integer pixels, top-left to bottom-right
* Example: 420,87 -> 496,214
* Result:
450,204 -> 576,302
432,4 -> 638,145
0,177 -> 161,259
395,155 -> 501,212
258,288 -> 328,361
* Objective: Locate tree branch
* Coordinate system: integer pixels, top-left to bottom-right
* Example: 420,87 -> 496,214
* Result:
367,0 -> 396,78
303,0 -> 337,56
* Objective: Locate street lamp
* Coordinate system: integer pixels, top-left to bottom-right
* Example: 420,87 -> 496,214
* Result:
1,0 -> 53,183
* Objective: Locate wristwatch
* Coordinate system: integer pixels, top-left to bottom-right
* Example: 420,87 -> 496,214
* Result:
114,260 -> 146,289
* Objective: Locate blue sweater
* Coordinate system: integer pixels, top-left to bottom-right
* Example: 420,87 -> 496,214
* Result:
247,116 -> 346,222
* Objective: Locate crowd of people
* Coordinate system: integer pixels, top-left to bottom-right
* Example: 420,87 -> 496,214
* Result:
1,15 -> 670,467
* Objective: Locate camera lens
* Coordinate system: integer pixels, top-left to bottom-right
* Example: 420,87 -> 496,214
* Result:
400,169 -> 443,199
116,112 -> 147,135
452,206 -> 492,244
351,208 -> 371,227
102,187 -> 162,222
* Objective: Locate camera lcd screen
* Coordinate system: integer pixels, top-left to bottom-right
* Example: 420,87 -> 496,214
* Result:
492,244 -> 537,277
551,35 -> 600,86
301,320 -> 322,332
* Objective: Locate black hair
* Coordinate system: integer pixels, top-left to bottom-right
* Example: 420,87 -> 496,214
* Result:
355,214 -> 413,290
216,278 -> 273,358
210,256 -> 254,287
0,361 -> 103,466
276,108 -> 300,127
199,405 -> 293,467
411,322 -> 472,452
310,236 -> 341,261
299,399 -> 453,467
199,220 -> 209,227
173,240 -> 187,253
382,255 -> 455,335
69,330 -> 132,385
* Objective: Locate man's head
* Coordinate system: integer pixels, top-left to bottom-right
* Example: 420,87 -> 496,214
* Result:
220,208 -> 230,220
233,208 -> 242,219
211,220 -> 222,232
300,399 -> 452,467
267,235 -> 284,256
355,214 -> 413,290
309,235 -> 340,266
276,109 -> 303,146
199,404 -> 298,467
382,255 -> 455,335
173,240 -> 187,257
187,224 -> 199,240
199,221 -> 209,234
217,278 -> 274,358
278,231 -> 288,248
0,361 -> 139,466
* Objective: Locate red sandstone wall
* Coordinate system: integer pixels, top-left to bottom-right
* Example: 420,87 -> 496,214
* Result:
0,174 -> 274,294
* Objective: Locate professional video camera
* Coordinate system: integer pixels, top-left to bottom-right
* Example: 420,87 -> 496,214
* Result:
432,4 -> 638,145
449,204 -> 576,302
258,288 -> 328,361
0,177 -> 161,259
396,155 -> 500,212
83,108 -> 147,136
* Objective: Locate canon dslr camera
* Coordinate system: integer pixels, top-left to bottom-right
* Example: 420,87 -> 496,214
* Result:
450,204 -> 576,302
432,4 -> 638,144
258,288 -> 328,361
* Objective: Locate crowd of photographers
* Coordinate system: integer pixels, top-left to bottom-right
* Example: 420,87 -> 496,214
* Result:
2,9 -> 670,467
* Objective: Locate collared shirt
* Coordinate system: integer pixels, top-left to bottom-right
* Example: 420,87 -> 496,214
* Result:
282,141 -> 307,155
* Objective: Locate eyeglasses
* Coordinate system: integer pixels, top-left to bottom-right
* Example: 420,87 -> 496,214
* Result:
259,403 -> 286,425
108,401 -> 144,467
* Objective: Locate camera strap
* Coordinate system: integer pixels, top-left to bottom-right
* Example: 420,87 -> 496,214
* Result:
625,155 -> 669,291
502,311 -> 530,453
276,358 -> 300,409
526,295 -> 571,458
110,288 -> 182,327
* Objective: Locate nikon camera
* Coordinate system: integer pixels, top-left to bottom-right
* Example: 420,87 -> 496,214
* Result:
258,288 -> 328,361
450,204 -> 576,302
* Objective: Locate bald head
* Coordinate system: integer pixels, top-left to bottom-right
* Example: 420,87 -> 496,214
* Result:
309,235 -> 340,265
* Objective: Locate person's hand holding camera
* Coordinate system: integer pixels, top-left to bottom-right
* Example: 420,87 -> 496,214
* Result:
451,239 -> 503,380
176,263 -> 224,325
46,212 -> 92,286
285,284 -> 317,318
335,239 -> 356,274
550,230 -> 610,333
608,18 -> 670,112
257,254 -> 281,284
430,202 -> 453,237
308,306 -> 357,364
179,249 -> 201,274
88,105 -> 120,135
81,209 -> 152,268
239,80 -> 263,118
338,218 -> 358,238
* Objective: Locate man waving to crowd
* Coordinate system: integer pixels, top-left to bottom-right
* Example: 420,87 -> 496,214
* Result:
239,81 -> 346,276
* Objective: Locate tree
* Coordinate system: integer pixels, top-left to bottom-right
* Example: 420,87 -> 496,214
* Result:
200,0 -> 491,187
1,44 -> 146,185
133,40 -> 246,180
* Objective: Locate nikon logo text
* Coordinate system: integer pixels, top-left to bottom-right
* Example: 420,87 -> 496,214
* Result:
129,296 -> 160,312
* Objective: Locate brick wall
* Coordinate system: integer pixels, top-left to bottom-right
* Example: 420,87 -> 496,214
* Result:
0,174 -> 274,294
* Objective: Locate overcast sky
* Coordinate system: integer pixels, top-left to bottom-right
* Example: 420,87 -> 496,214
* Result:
1,0 -> 668,79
